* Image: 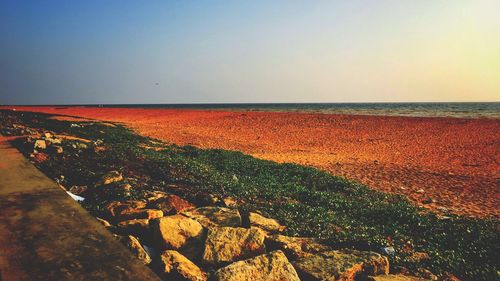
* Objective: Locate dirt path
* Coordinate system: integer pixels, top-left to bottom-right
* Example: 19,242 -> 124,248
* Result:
3,106 -> 499,218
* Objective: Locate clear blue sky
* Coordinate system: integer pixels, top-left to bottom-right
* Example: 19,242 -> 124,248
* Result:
1,0 -> 499,104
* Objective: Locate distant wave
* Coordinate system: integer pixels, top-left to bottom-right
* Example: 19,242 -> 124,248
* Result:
94,102 -> 500,119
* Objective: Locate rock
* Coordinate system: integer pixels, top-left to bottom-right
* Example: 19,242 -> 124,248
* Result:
119,209 -> 163,221
105,200 -> 147,221
361,275 -> 427,281
203,227 -> 266,267
194,192 -> 220,206
407,251 -> 430,263
157,250 -> 207,281
182,207 -> 242,228
149,194 -> 194,215
68,185 -> 87,195
118,183 -> 132,191
94,146 -> 106,153
223,197 -> 238,207
265,234 -> 330,259
416,268 -> 437,281
120,235 -> 152,265
52,145 -> 64,153
380,247 -> 395,256
145,191 -> 170,202
73,142 -> 88,149
116,219 -> 150,236
416,189 -> 425,194
441,272 -> 461,281
34,140 -> 46,149
151,215 -> 204,250
96,217 -> 112,227
101,171 -> 123,185
213,250 -> 300,281
248,212 -> 285,233
293,249 -> 389,281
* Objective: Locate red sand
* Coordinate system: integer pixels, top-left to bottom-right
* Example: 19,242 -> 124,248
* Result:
4,106 -> 499,218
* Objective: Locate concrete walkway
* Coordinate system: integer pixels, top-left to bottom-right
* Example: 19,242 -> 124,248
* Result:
0,136 -> 160,281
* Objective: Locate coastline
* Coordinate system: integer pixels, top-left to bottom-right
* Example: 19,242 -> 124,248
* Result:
1,108 -> 498,280
2,106 -> 499,218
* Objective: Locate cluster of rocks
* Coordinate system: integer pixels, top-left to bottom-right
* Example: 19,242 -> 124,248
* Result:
94,172 -> 429,281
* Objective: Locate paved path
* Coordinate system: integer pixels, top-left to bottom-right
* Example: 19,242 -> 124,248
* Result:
0,136 -> 160,281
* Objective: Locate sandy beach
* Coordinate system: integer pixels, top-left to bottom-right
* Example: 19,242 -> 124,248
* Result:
3,106 -> 499,218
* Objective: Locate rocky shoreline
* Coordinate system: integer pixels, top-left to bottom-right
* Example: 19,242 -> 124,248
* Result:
1,109 -> 495,281
3,106 -> 498,218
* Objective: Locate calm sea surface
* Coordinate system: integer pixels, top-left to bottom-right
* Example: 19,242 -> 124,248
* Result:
100,103 -> 500,119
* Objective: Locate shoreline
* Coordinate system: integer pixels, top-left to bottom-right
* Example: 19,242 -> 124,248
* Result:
1,109 -> 498,280
2,106 -> 499,218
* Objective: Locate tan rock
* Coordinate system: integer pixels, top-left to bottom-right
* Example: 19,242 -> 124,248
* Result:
149,194 -> 194,215
152,215 -> 204,250
408,252 -> 430,263
96,217 -> 112,227
145,191 -> 170,202
223,197 -> 238,207
119,209 -> 163,221
68,185 -> 87,195
213,250 -> 300,281
34,140 -> 46,149
203,227 -> 266,267
116,219 -> 150,236
105,200 -> 147,220
293,249 -> 389,281
361,274 -> 427,281
157,250 -> 207,281
101,171 -> 123,185
120,235 -> 152,265
52,145 -> 64,153
182,207 -> 241,228
248,212 -> 285,233
118,183 -> 132,191
265,234 -> 330,259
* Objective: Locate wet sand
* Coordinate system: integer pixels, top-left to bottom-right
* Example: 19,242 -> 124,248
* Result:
3,106 -> 499,218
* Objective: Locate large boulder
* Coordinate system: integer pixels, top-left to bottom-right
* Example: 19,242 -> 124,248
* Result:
148,194 -> 194,215
119,235 -> 152,265
248,212 -> 285,233
157,250 -> 207,281
151,215 -> 204,250
265,234 -> 330,259
213,250 -> 300,281
182,207 -> 242,228
203,227 -> 266,267
293,249 -> 389,281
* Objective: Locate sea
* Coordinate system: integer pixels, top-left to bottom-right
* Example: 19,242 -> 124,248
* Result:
98,102 -> 500,119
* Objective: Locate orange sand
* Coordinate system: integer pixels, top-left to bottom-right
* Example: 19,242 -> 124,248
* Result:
4,106 -> 499,218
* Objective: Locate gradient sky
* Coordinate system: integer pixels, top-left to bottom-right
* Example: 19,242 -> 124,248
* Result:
1,1 -> 499,104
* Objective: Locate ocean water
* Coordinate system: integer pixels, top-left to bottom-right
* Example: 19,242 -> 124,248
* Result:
102,102 -> 500,119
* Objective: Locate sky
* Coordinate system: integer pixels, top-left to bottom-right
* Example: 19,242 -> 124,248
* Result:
1,0 -> 499,104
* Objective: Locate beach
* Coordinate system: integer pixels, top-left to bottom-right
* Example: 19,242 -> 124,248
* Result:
4,106 -> 499,218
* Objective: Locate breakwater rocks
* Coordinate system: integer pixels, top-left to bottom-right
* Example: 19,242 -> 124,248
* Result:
99,196 -> 396,281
